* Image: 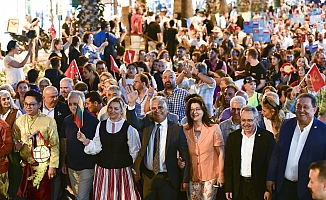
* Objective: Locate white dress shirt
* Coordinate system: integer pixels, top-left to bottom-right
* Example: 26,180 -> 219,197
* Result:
42,105 -> 55,118
240,129 -> 256,177
284,119 -> 313,181
84,118 -> 141,162
145,118 -> 168,173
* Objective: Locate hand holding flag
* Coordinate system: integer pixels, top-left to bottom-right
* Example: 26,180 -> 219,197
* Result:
301,63 -> 325,92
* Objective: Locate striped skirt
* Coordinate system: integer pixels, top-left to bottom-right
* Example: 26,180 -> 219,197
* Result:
93,165 -> 141,200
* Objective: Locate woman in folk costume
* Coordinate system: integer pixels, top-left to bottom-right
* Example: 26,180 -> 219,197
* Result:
0,90 -> 23,199
77,96 -> 141,200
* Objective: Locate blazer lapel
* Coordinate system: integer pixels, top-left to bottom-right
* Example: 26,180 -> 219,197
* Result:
165,120 -> 173,158
299,117 -> 318,164
252,128 -> 263,164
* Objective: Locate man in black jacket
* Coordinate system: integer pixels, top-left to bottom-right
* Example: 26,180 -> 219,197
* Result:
224,105 -> 275,200
42,86 -> 71,200
126,87 -> 190,200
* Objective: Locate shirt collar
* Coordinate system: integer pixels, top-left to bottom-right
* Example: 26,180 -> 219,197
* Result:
297,117 -> 314,133
241,127 -> 257,138
155,118 -> 168,127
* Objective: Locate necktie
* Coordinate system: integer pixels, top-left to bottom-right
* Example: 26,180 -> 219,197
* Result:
153,124 -> 161,175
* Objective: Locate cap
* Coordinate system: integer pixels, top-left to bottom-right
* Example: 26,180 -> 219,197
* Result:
243,76 -> 256,84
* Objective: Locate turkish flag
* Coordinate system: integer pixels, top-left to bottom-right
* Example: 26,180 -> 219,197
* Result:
307,63 -> 325,92
124,50 -> 136,64
110,55 -> 120,74
64,59 -> 80,79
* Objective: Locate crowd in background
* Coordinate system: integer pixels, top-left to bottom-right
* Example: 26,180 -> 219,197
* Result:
1,1 -> 326,200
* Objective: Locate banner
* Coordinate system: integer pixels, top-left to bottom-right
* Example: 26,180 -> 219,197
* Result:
293,14 -> 304,24
243,21 -> 259,33
310,15 -> 321,25
253,28 -> 270,42
317,23 -> 324,33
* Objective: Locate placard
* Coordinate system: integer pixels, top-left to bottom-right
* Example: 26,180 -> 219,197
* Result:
310,15 -> 321,25
293,14 -> 304,24
7,19 -> 19,34
243,21 -> 259,33
317,23 -> 324,33
253,28 -> 270,42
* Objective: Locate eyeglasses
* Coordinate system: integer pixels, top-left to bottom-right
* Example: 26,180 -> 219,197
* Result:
190,108 -> 202,113
23,102 -> 38,108
263,97 -> 277,110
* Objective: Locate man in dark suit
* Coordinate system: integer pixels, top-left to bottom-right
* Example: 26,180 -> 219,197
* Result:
267,93 -> 326,200
42,86 -> 71,200
126,87 -> 190,200
224,105 -> 275,200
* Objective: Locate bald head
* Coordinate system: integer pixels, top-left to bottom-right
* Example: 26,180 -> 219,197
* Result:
43,86 -> 59,109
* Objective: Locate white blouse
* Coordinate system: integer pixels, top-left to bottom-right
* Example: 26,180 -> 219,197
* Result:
84,118 -> 141,162
4,55 -> 25,86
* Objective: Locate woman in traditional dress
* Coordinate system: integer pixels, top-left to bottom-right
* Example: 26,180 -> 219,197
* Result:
77,97 -> 141,200
0,90 -> 23,200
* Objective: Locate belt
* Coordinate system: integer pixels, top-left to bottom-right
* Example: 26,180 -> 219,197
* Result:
284,178 -> 297,186
241,176 -> 252,182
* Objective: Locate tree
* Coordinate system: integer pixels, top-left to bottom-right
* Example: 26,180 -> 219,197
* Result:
76,0 -> 105,34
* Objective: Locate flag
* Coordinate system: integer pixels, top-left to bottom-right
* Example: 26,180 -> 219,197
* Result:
306,63 -> 325,92
64,59 -> 80,79
124,50 -> 136,64
74,96 -> 84,129
110,55 -> 120,74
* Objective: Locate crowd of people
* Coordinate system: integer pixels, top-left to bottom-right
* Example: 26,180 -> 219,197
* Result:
1,2 -> 326,200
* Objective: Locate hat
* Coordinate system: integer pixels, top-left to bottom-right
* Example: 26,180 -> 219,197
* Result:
243,76 -> 256,84
212,26 -> 222,33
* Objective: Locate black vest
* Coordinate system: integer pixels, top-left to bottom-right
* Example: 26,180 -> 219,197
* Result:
96,120 -> 133,169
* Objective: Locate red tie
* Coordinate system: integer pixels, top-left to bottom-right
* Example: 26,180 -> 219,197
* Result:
111,123 -> 115,133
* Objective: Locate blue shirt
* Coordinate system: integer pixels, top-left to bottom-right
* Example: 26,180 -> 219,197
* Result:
93,31 -> 107,47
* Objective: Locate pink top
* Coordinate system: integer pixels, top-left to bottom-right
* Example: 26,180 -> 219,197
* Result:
183,124 -> 224,182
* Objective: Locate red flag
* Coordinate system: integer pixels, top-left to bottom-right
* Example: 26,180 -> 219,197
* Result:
306,63 -> 325,92
64,59 -> 80,79
124,50 -> 136,64
110,55 -> 120,74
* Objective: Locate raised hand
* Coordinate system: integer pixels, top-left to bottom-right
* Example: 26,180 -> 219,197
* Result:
148,85 -> 155,98
125,85 -> 138,107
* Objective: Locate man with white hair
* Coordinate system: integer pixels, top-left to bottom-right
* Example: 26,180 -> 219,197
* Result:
61,91 -> 99,200
219,96 -> 247,142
